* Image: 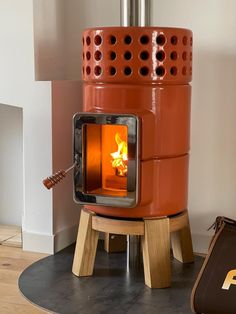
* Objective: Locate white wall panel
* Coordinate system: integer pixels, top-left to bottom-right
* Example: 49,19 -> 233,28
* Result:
0,0 -> 53,252
33,0 -> 119,80
0,104 -> 23,226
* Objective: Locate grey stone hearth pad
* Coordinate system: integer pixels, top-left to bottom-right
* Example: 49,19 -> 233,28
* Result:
19,242 -> 203,314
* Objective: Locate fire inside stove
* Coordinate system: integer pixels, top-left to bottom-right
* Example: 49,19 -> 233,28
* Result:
85,124 -> 128,196
111,133 -> 128,177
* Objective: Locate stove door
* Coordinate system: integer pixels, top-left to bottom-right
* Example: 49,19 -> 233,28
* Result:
73,113 -> 139,208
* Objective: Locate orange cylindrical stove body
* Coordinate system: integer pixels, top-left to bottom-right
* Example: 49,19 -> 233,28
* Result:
81,27 -> 192,218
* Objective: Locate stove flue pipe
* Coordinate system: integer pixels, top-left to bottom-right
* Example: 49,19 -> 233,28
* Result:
120,0 -> 151,26
120,0 -> 152,269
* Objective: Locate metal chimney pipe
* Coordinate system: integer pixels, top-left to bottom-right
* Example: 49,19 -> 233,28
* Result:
138,0 -> 151,26
120,0 -> 132,26
120,0 -> 152,270
120,0 -> 151,26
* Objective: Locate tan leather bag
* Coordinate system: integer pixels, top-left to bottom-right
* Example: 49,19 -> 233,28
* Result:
191,217 -> 236,314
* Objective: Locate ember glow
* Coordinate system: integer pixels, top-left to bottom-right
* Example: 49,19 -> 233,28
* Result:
110,133 -> 128,177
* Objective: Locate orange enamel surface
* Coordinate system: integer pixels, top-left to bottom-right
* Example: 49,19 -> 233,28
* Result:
82,27 -> 192,218
82,27 -> 192,84
85,154 -> 189,218
83,83 -> 191,159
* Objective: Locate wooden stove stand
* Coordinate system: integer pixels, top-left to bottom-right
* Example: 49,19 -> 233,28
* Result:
72,209 -> 194,288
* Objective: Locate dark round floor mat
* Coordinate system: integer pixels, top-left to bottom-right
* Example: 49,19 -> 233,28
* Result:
19,242 -> 203,314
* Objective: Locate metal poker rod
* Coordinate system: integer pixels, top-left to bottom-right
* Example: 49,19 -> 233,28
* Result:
43,157 -> 79,190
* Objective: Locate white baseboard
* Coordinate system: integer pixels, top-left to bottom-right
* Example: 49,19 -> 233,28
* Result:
22,231 -> 54,254
192,233 -> 212,255
22,225 -> 78,254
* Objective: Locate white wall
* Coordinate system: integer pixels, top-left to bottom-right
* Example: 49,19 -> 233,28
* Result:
33,0 -> 66,80
52,81 -> 82,252
0,0 -> 53,253
34,0 -> 119,80
0,104 -> 23,226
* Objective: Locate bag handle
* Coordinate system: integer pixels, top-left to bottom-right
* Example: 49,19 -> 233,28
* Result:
208,216 -> 236,234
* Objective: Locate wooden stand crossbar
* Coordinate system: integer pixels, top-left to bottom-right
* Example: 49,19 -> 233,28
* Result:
72,209 -> 194,288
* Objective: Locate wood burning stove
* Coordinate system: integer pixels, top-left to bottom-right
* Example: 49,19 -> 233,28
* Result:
72,25 -> 192,219
43,0 -> 194,289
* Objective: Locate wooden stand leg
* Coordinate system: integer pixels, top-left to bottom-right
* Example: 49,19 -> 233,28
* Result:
171,213 -> 194,263
104,233 -> 127,253
72,209 -> 99,277
142,217 -> 171,288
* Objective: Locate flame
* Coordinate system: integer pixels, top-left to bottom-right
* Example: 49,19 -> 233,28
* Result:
110,133 -> 128,177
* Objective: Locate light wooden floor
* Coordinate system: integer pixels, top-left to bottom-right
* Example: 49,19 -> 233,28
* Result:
0,245 -> 51,313
0,225 -> 22,247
